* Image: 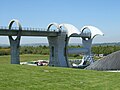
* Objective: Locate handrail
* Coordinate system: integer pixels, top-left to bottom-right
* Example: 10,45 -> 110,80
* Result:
0,26 -> 59,32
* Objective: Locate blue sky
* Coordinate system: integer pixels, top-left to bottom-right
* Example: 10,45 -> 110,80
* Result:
0,0 -> 120,44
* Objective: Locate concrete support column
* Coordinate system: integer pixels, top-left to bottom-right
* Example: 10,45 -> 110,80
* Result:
82,38 -> 92,55
48,32 -> 69,67
8,19 -> 22,64
80,38 -> 94,65
9,38 -> 20,64
80,26 -> 104,65
47,23 -> 69,67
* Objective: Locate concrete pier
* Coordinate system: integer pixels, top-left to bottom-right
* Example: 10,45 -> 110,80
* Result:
48,32 -> 69,67
8,19 -> 22,64
47,23 -> 69,67
80,38 -> 93,65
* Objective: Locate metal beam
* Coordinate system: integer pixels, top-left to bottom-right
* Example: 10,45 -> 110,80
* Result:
68,48 -> 88,54
70,33 -> 91,38
0,29 -> 60,36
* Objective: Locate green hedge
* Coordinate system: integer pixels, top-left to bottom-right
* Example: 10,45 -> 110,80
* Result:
1,45 -> 120,56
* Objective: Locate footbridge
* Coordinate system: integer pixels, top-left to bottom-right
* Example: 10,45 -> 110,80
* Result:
0,19 -> 104,67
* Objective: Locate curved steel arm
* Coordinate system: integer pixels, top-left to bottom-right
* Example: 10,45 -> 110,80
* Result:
47,22 -> 60,31
59,23 -> 81,37
8,19 -> 22,42
81,26 -> 104,39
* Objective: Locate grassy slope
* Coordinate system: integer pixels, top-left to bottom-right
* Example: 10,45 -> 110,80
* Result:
0,55 -> 120,90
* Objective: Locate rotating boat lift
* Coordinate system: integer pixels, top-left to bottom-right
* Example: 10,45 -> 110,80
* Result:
47,23 -> 104,67
0,19 -> 104,68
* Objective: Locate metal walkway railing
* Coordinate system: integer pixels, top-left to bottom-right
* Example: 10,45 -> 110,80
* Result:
0,26 -> 60,32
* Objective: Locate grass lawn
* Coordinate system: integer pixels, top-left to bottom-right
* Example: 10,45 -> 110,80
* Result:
0,54 -> 49,64
0,55 -> 120,90
0,64 -> 120,90
20,54 -> 49,62
0,54 -> 82,64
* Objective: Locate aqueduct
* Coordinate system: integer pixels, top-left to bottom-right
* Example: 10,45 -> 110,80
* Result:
0,19 -> 104,67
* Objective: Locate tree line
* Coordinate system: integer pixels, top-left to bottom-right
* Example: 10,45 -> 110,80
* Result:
92,45 -> 120,55
0,45 -> 120,56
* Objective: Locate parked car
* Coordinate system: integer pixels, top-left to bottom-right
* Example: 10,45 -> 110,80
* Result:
37,60 -> 48,66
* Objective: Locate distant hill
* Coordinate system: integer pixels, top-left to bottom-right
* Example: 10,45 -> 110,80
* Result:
1,42 -> 120,47
93,42 -> 120,46
0,44 -> 9,47
21,43 -> 49,46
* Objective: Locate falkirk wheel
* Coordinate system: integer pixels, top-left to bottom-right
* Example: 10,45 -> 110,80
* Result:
47,23 -> 104,68
0,19 -> 103,68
